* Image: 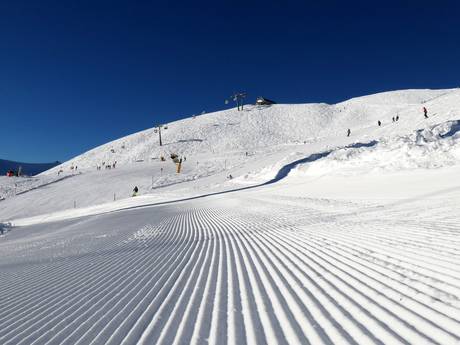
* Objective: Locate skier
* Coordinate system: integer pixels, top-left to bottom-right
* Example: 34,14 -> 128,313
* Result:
347,128 -> 351,137
378,120 -> 382,126
132,186 -> 139,197
396,115 -> 399,121
423,106 -> 428,119
392,117 -> 395,122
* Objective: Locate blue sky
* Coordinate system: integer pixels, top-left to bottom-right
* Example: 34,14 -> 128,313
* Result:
1,0 -> 459,162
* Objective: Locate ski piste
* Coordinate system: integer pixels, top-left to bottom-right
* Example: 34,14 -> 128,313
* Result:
1,88 -> 460,345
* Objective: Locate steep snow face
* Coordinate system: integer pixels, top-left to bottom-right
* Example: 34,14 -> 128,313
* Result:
43,88 -> 460,173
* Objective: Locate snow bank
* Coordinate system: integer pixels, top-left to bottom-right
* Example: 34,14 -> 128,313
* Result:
292,120 -> 460,176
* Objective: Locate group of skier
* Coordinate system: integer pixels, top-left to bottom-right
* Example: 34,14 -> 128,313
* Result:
347,106 -> 429,137
97,161 -> 117,171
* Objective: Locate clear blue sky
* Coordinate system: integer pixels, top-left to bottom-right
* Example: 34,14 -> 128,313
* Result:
1,0 -> 459,162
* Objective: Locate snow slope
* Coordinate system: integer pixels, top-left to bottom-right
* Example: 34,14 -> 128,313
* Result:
1,176 -> 459,345
1,88 -> 460,221
42,88 -> 457,173
1,88 -> 460,345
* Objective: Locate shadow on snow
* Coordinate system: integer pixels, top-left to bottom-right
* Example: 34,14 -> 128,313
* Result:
109,140 -> 379,216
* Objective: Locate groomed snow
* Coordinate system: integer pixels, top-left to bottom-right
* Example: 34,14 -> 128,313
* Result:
1,88 -> 460,344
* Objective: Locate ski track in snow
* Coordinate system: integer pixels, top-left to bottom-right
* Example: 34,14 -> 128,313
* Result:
1,190 -> 459,345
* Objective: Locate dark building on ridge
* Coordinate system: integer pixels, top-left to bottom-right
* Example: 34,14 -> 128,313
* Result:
255,97 -> 276,106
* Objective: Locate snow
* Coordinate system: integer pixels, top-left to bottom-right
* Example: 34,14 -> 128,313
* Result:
1,88 -> 460,344
292,120 -> 460,177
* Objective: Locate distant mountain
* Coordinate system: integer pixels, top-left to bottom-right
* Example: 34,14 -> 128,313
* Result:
0,159 -> 60,176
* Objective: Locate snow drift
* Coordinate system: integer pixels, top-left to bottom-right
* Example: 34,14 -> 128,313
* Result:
292,120 -> 460,176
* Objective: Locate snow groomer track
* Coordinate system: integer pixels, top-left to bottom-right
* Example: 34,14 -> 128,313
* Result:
1,191 -> 460,345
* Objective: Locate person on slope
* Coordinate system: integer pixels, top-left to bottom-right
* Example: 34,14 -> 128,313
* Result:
132,186 -> 139,197
423,106 -> 428,119
347,128 -> 351,137
378,120 -> 382,126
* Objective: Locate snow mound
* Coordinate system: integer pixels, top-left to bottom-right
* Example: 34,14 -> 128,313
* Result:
293,120 -> 460,176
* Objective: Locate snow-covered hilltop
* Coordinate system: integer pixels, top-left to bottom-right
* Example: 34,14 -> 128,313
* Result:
45,88 -> 460,173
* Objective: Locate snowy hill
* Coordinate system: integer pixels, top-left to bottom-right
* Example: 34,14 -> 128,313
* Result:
0,88 -> 459,222
44,88 -> 459,173
1,88 -> 460,345
0,158 -> 60,176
